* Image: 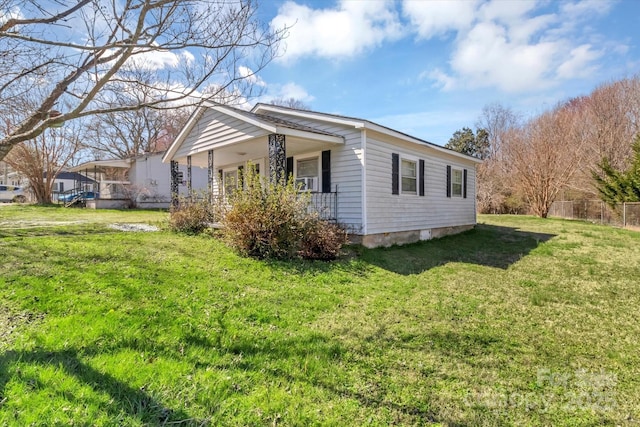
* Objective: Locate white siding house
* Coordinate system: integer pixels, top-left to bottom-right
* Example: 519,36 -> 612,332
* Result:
163,102 -> 481,247
70,152 -> 208,209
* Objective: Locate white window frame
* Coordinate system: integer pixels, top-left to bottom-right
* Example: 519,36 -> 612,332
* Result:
247,159 -> 262,178
223,168 -> 238,195
451,168 -> 463,197
400,156 -> 418,195
294,153 -> 320,192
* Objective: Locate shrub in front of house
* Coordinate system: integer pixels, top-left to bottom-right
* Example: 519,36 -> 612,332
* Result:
169,196 -> 215,234
220,167 -> 347,260
298,220 -> 348,260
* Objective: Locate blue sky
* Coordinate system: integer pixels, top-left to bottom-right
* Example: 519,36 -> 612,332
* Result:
247,0 -> 640,145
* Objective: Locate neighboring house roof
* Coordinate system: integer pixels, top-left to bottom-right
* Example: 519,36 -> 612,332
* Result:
49,171 -> 97,183
70,152 -> 171,175
68,158 -> 132,172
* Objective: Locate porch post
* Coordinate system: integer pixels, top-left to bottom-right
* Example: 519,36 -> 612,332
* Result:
186,155 -> 192,195
207,149 -> 214,201
170,160 -> 179,207
268,134 -> 286,184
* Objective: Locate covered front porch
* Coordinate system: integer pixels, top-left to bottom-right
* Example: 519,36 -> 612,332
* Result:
164,103 -> 344,220
67,159 -> 132,209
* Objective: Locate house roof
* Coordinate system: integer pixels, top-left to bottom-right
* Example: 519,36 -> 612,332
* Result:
163,101 -> 482,164
224,104 -> 344,139
162,101 -> 345,163
251,103 -> 483,164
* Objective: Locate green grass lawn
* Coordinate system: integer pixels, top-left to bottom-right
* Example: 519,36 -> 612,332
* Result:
1,205 -> 639,426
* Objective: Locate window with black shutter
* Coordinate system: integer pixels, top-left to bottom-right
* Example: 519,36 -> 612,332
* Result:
419,159 -> 425,196
463,169 -> 468,199
321,150 -> 331,193
392,153 -> 399,195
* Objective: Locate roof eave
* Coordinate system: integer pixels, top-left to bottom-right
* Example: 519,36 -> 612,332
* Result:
363,122 -> 483,164
211,103 -> 277,133
276,126 -> 344,144
252,103 -> 365,129
162,104 -> 207,164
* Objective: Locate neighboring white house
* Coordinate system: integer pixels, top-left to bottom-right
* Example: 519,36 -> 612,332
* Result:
70,151 -> 208,209
163,102 -> 481,247
0,162 -> 97,202
51,171 -> 98,195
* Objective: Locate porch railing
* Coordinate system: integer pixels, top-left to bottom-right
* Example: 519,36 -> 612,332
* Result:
191,191 -> 338,222
308,191 -> 337,221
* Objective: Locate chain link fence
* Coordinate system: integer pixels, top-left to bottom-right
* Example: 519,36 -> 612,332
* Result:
549,200 -> 640,228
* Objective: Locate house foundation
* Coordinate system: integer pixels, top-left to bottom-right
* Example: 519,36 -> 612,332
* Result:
360,224 -> 475,248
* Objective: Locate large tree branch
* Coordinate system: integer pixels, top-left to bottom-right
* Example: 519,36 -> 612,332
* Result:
0,0 -> 92,32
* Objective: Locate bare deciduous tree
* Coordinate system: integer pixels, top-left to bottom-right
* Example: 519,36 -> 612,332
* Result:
0,0 -> 286,161
476,102 -> 521,160
269,97 -> 311,110
85,106 -> 190,159
504,103 -> 585,217
474,103 -> 521,213
4,122 -> 82,204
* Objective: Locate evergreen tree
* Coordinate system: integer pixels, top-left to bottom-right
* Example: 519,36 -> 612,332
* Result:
593,135 -> 640,207
445,127 -> 490,159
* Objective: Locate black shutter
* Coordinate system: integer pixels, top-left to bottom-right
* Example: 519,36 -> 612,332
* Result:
321,150 -> 331,193
446,165 -> 451,198
419,159 -> 425,196
463,168 -> 468,199
238,165 -> 244,188
392,153 -> 399,195
286,156 -> 294,181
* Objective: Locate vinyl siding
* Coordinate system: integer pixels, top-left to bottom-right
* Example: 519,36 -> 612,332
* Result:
365,131 -> 477,235
266,113 -> 364,232
174,109 -> 268,159
130,153 -> 209,200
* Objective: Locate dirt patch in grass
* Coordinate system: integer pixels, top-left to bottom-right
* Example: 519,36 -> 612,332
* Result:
0,305 -> 44,348
108,223 -> 160,232
0,220 -> 88,229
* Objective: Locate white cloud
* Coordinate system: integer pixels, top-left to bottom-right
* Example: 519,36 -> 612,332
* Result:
426,68 -> 456,91
255,81 -> 315,106
238,66 -> 267,87
277,82 -> 315,103
270,0 -> 619,94
477,0 -> 538,24
0,6 -> 23,25
126,48 -> 184,70
559,0 -> 615,18
556,44 -> 602,79
412,0 -> 613,93
402,0 -> 479,39
270,0 -> 403,62
446,21 -> 560,92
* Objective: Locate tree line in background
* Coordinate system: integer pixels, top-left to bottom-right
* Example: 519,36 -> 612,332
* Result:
446,75 -> 640,217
